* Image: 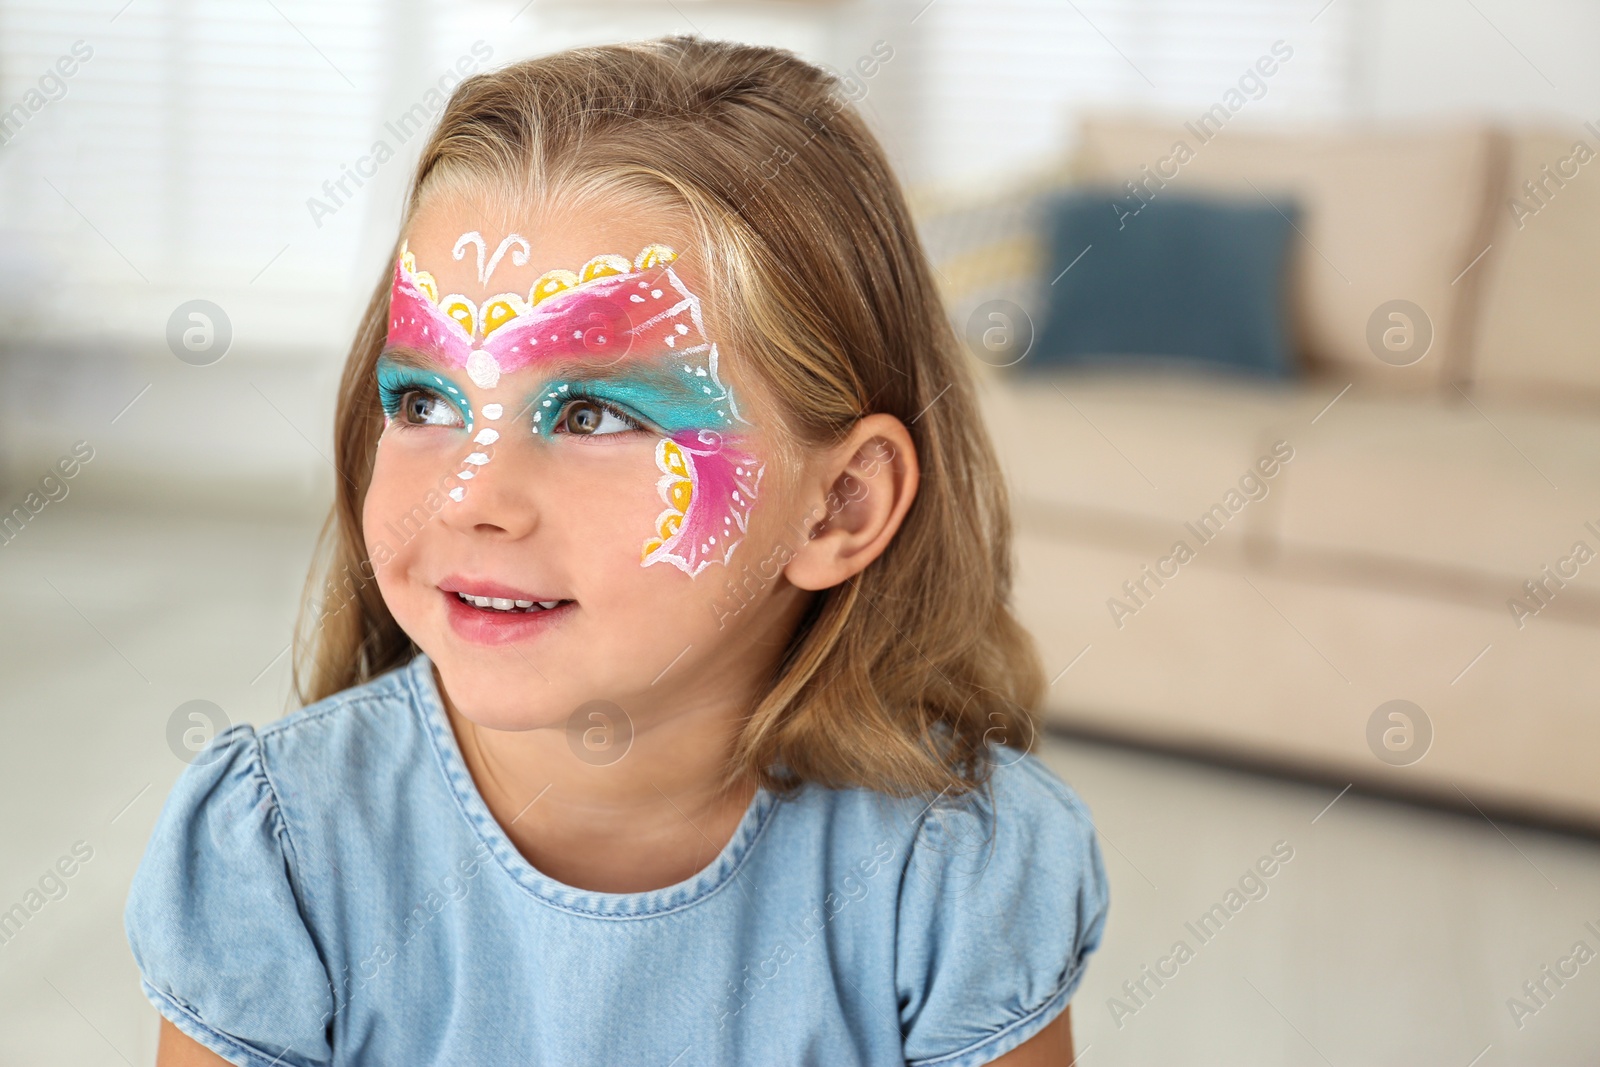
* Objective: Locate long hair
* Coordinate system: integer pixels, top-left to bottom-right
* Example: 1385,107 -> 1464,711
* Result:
292,35 -> 1044,801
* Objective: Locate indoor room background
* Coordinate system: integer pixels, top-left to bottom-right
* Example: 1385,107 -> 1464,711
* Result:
1,0 -> 1597,1063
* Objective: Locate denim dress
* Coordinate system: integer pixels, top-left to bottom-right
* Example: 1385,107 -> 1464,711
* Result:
125,652 -> 1108,1066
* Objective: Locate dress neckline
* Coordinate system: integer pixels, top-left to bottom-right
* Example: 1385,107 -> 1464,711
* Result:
405,651 -> 780,919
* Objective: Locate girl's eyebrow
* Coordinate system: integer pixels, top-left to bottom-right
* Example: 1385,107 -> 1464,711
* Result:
377,347 -> 446,371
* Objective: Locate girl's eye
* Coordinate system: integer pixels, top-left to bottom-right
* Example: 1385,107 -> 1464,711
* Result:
554,399 -> 641,437
399,389 -> 464,428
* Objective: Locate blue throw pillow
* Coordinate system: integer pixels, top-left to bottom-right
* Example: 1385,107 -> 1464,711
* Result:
1027,189 -> 1300,378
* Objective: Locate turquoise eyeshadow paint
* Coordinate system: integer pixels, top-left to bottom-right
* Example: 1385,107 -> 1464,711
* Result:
376,356 -> 473,432
524,372 -> 731,437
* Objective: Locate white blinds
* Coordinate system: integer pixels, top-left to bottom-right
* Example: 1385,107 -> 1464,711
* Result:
0,0 -> 443,350
913,0 -> 1356,186
0,0 -> 1355,349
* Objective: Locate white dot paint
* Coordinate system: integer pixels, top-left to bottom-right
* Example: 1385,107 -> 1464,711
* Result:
466,349 -> 501,389
474,428 -> 499,445
458,470 -> 474,479
448,487 -> 465,502
465,452 -> 490,465
483,404 -> 503,419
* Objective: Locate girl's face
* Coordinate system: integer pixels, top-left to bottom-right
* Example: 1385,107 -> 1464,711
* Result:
364,190 -> 810,731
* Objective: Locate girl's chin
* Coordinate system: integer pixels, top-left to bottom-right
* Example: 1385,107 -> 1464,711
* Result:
437,680 -> 573,734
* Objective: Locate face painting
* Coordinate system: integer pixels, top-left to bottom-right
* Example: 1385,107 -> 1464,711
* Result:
384,234 -> 764,577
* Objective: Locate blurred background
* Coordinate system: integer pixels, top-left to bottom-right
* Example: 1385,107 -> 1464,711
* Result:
1,0 -> 1598,1063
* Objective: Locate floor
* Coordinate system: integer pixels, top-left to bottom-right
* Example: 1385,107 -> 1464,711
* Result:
0,504 -> 1596,1066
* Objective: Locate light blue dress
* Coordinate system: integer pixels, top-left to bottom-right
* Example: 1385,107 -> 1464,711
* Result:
125,652 -> 1108,1066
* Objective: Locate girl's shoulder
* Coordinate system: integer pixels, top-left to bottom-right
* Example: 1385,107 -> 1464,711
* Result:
811,742 -> 1103,866
877,746 -> 1112,1067
255,654 -> 427,771
122,655 -> 439,1064
208,652 -> 443,861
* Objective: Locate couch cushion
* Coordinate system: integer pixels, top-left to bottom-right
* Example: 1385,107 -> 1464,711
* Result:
978,369 -> 1309,551
982,370 -> 1600,617
1471,128 -> 1600,402
1018,533 -> 1600,826
1072,116 -> 1496,392
1030,190 -> 1300,378
1271,389 -> 1600,606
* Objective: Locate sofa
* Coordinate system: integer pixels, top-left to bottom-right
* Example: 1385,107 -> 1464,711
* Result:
914,115 -> 1600,831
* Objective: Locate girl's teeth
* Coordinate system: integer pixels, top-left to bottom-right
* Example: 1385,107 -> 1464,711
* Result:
455,591 -> 562,613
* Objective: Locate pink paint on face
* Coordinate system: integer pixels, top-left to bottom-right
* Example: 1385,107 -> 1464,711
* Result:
385,245 -> 763,577
387,254 -> 722,392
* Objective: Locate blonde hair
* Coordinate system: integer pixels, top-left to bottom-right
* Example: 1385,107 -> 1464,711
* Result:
293,35 -> 1044,801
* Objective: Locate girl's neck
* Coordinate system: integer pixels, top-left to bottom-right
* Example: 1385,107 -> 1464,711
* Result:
440,679 -> 760,895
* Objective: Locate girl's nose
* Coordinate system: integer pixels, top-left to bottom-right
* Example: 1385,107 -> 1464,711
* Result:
438,439 -> 541,540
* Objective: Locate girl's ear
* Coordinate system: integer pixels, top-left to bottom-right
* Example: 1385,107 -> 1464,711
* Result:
784,413 -> 920,591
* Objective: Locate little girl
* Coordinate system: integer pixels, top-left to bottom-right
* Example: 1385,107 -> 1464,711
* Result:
126,35 -> 1108,1067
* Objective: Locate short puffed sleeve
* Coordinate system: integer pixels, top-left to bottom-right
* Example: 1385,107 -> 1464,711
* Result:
895,752 -> 1109,1067
125,724 -> 335,1067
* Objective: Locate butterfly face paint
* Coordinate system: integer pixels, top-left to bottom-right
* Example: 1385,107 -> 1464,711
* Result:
384,237 -> 764,576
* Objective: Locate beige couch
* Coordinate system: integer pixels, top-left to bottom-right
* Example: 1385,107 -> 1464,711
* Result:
915,116 -> 1600,830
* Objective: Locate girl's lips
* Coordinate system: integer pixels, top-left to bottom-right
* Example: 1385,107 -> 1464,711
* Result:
442,588 -> 574,646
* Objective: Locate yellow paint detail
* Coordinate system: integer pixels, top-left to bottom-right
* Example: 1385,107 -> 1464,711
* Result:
530,269 -> 580,305
644,437 -> 694,559
634,244 -> 678,271
481,295 -> 529,338
659,440 -> 688,478
439,295 -> 476,335
580,254 -> 632,282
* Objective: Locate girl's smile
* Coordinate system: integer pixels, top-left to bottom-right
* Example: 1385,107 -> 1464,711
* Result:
438,573 -> 575,647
